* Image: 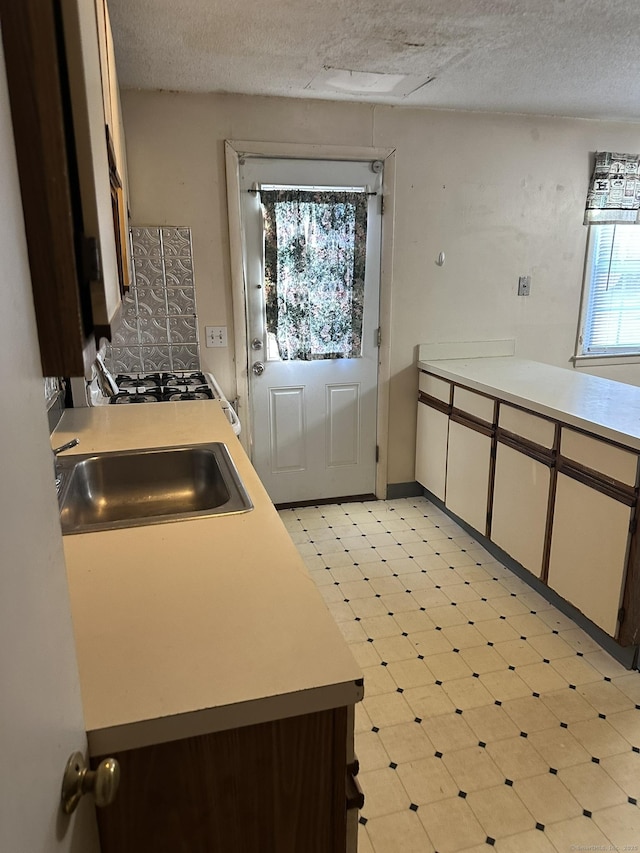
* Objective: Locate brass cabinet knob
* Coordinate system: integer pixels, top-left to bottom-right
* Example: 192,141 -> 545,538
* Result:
61,751 -> 120,814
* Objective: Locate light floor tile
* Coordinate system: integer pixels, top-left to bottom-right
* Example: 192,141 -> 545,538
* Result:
410,587 -> 452,609
373,635 -> 417,663
480,669 -> 532,702
577,680 -> 635,716
379,592 -> 420,614
494,638 -> 544,667
392,610 -> 435,634
592,802 -> 640,849
527,726 -> 590,770
356,730 -> 391,771
362,664 -> 398,697
387,658 -> 435,690
417,795 -> 486,852
456,599 -> 501,623
606,708 -> 640,748
549,655 -> 604,686
363,692 -> 417,728
558,627 -> 602,654
442,676 -> 495,710
442,623 -> 487,649
501,695 -> 560,734
360,615 -> 402,640
365,809 -> 435,853
423,604 -> 470,628
526,632 -> 575,660
558,761 -> 627,812
396,756 -> 459,805
339,579 -> 376,600
585,649 -> 633,679
404,683 -> 456,719
544,814 -> 611,852
338,620 -> 369,644
504,613 -> 551,637
486,736 -> 549,780
459,644 -> 508,674
600,750 -> 640,800
540,688 -> 598,724
422,711 -> 478,753
612,673 -> 640,704
494,828 -> 556,853
355,702 -> 372,733
409,629 -> 456,657
349,597 -> 389,619
368,576 -> 406,596
476,619 -> 521,644
351,641 -> 382,668
568,716 -> 631,758
516,662 -> 569,694
463,704 -> 521,743
330,564 -> 366,583
420,651 -> 473,683
441,744 -> 504,791
359,766 -> 412,818
358,826 -> 375,853
327,600 -> 355,623
378,720 -> 435,764
513,772 -> 582,824
466,784 -> 536,837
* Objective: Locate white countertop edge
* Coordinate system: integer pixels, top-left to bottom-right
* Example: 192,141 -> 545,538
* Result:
417,357 -> 640,452
87,679 -> 364,756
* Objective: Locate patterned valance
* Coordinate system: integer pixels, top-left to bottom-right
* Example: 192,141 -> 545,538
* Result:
584,151 -> 640,225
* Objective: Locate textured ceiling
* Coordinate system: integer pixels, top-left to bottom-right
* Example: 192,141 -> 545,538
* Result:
108,0 -> 640,121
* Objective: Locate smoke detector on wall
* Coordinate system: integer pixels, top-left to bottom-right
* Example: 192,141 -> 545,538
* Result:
306,67 -> 434,98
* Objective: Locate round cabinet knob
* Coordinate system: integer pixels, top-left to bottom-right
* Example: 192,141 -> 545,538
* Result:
61,751 -> 120,815
252,361 -> 265,376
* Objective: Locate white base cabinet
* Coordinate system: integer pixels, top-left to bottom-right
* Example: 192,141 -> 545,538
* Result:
415,402 -> 449,501
491,444 -> 550,578
445,419 -> 491,536
547,474 -> 631,637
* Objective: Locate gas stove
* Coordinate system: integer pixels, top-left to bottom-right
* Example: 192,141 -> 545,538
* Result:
110,372 -> 215,404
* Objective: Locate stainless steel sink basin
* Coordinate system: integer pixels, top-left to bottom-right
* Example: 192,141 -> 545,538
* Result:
56,443 -> 253,534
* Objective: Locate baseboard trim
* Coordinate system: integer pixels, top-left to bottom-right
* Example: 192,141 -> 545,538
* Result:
386,481 -> 424,499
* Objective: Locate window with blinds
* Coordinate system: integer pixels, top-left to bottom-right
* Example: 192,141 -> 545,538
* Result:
580,224 -> 640,355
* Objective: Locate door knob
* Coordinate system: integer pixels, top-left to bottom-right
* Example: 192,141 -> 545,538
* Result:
252,361 -> 265,376
251,338 -> 263,350
61,751 -> 120,814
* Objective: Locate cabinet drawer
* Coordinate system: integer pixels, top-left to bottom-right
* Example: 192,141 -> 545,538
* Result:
418,371 -> 451,403
452,386 -> 495,424
560,428 -> 638,487
498,404 -> 555,449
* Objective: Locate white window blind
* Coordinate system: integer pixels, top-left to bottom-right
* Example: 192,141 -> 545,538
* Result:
581,224 -> 640,355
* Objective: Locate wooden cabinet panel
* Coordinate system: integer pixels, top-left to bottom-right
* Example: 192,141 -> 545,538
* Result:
548,474 -> 631,636
415,401 -> 449,500
498,404 -> 555,449
452,386 -> 495,424
491,444 -> 550,578
95,707 -> 349,853
560,428 -> 638,487
446,419 -> 492,535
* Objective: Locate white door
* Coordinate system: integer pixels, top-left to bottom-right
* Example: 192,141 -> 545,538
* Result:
0,42 -> 100,852
240,158 -> 382,504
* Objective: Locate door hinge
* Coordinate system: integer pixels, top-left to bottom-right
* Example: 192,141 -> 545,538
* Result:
375,327 -> 382,348
375,445 -> 379,463
619,607 -> 626,625
81,235 -> 103,284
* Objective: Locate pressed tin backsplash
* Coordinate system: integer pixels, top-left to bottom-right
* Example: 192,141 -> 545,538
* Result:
105,226 -> 201,374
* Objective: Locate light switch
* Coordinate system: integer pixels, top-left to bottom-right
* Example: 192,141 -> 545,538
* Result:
205,326 -> 228,348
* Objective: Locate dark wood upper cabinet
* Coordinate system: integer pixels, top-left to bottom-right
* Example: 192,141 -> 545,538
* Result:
0,0 -> 128,377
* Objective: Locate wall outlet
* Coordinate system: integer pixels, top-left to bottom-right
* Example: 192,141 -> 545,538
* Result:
205,325 -> 228,347
518,275 -> 531,296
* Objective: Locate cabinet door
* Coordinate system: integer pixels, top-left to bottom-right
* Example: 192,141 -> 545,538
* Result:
491,444 -> 550,578
415,402 -> 448,500
547,473 -> 631,636
446,419 -> 492,535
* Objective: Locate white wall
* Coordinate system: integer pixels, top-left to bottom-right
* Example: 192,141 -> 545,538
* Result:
0,43 -> 99,853
121,90 -> 640,484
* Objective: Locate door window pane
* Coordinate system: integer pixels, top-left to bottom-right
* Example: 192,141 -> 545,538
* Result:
261,190 -> 368,361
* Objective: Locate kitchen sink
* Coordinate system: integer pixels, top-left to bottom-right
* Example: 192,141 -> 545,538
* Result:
56,443 -> 253,534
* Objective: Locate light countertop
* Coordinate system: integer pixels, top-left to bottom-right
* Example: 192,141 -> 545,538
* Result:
53,401 -> 362,756
418,357 -> 640,450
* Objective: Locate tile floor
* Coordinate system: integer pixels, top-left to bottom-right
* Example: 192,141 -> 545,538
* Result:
279,496 -> 640,853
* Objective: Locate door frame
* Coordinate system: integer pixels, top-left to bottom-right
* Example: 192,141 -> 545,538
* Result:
225,139 -> 396,500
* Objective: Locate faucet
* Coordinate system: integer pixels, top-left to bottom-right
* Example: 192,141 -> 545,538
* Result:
53,438 -> 80,494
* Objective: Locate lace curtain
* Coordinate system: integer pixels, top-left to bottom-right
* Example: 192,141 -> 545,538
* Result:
260,190 -> 368,360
